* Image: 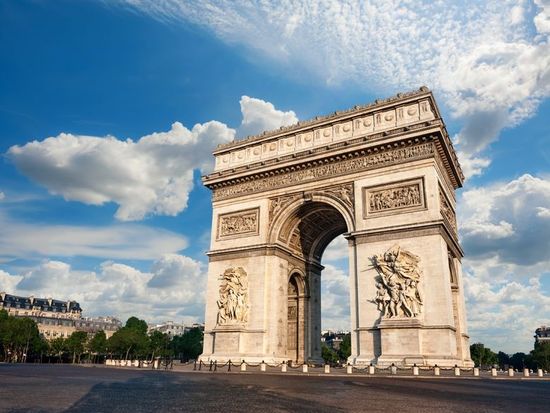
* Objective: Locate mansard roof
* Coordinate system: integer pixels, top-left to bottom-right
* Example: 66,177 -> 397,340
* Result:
0,292 -> 82,313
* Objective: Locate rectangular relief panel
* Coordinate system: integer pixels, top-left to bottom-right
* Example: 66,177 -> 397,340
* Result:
362,177 -> 426,218
216,207 -> 260,240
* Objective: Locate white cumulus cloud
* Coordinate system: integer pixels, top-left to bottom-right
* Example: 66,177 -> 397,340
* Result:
459,174 -> 550,266
459,174 -> 550,352
7,122 -> 234,221
238,95 -> 298,138
321,263 -> 351,332
3,254 -> 207,324
7,97 -> 295,221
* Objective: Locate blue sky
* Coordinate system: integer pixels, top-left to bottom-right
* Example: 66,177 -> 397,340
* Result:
1,0 -> 549,354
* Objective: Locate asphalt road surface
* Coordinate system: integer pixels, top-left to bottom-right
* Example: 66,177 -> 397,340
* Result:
0,364 -> 548,412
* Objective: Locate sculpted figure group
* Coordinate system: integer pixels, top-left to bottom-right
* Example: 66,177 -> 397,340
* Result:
217,267 -> 249,325
372,245 -> 423,318
369,184 -> 421,213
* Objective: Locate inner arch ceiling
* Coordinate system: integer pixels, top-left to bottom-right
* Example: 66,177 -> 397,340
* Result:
277,202 -> 348,262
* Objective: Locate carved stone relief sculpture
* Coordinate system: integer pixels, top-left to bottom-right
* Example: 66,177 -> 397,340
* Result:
217,208 -> 259,239
363,178 -> 425,218
216,267 -> 249,325
439,187 -> 457,234
371,245 -> 423,318
369,183 -> 421,213
269,194 -> 301,222
325,183 -> 354,213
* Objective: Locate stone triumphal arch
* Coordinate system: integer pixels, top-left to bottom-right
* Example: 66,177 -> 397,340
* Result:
200,87 -> 473,367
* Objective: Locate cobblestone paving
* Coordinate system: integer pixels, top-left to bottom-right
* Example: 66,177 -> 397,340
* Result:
0,364 -> 548,413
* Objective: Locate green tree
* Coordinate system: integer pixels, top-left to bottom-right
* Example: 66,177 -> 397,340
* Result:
0,316 -> 41,362
497,351 -> 510,369
0,310 -> 9,361
66,331 -> 88,363
149,330 -> 171,359
125,317 -> 148,335
89,330 -> 107,363
321,344 -> 339,364
509,352 -> 528,370
530,342 -> 550,371
337,334 -> 352,362
470,343 -> 497,367
108,316 -> 150,360
172,328 -> 203,361
49,337 -> 67,363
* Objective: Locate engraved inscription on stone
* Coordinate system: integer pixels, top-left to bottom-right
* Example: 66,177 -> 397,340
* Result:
371,244 -> 423,318
217,267 -> 249,325
217,208 -> 259,239
363,178 -> 425,217
439,187 -> 457,233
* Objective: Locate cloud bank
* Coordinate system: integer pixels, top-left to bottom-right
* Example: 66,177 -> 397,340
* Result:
1,254 -> 206,324
117,0 -> 550,177
459,174 -> 550,351
7,96 -> 295,221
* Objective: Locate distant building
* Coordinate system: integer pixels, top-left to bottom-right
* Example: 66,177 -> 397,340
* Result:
148,321 -> 204,337
0,292 -> 120,339
75,316 -> 122,339
535,326 -> 550,345
321,330 -> 349,351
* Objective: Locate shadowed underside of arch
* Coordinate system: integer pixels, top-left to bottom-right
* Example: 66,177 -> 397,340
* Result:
277,202 -> 348,263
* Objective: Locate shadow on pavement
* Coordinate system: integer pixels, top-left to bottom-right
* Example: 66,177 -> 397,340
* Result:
61,372 -> 344,413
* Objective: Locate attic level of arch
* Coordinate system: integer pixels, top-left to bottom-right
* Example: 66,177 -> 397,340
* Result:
204,120 -> 462,189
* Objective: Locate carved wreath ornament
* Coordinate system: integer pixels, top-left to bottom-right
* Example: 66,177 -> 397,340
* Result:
371,245 -> 423,318
216,267 -> 249,325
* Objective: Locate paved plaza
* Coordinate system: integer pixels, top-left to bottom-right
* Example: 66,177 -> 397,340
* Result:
0,364 -> 548,412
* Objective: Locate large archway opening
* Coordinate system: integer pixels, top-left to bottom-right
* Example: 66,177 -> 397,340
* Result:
274,200 -> 352,364
320,235 -> 351,363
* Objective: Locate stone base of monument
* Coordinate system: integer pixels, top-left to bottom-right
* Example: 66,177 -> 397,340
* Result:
353,318 -> 475,368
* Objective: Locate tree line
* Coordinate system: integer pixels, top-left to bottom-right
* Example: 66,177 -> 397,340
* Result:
0,310 -> 203,363
470,342 -> 550,371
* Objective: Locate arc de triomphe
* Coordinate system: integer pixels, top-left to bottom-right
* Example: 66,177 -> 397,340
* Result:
200,87 -> 473,367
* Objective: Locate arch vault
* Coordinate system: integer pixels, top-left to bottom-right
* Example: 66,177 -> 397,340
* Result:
200,87 -> 473,367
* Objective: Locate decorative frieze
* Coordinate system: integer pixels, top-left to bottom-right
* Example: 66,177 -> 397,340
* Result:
372,245 -> 423,318
217,267 -> 249,325
439,187 -> 457,234
213,142 -> 435,201
363,178 -> 425,217
217,208 -> 259,239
